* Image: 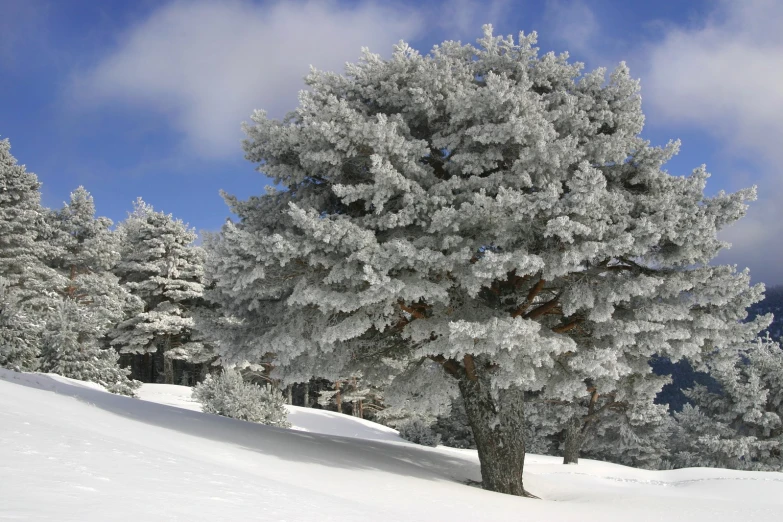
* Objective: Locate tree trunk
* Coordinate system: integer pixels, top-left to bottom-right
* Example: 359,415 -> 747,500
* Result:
143,352 -> 152,383
335,381 -> 342,413
303,382 -> 310,407
458,372 -> 530,497
562,417 -> 584,465
286,385 -> 293,405
164,355 -> 174,385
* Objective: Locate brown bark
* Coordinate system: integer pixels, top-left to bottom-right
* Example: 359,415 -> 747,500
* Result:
524,295 -> 560,320
512,278 -> 546,318
552,318 -> 582,334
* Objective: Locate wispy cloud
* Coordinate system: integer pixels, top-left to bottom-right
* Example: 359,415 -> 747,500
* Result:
543,0 -> 599,57
644,0 -> 783,166
72,0 -> 516,158
73,0 -> 424,158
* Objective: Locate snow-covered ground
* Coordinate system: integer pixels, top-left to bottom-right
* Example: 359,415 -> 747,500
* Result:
2,369 -> 782,521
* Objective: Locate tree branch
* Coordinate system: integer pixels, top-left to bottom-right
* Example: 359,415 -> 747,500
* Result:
552,318 -> 582,334
511,278 -> 546,318
524,295 -> 560,320
463,354 -> 478,382
428,355 -> 464,379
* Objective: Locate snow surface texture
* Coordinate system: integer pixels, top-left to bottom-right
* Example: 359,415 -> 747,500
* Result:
1,369 -> 782,521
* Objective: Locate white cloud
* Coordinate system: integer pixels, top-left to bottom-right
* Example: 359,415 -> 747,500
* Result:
644,0 -> 783,165
442,0 -> 513,38
543,0 -> 600,57
642,0 -> 783,285
75,0 -> 425,157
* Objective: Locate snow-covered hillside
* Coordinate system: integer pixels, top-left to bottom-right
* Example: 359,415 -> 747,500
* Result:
2,369 -> 782,521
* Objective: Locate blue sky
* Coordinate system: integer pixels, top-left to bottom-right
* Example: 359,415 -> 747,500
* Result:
1,0 -> 781,285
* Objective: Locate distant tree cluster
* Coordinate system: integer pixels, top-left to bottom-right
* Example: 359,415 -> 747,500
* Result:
0,139 -> 217,394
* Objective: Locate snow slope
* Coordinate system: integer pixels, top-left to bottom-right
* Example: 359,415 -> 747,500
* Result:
2,369 -> 782,521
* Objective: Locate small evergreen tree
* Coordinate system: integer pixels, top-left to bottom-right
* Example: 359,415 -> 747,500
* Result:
525,371 -> 673,466
577,375 -> 674,469
38,187 -> 140,395
398,417 -> 441,446
193,369 -> 291,427
0,138 -> 64,369
671,335 -> 783,471
111,199 -> 214,383
433,397 -> 476,449
0,277 -> 36,371
40,300 -> 139,396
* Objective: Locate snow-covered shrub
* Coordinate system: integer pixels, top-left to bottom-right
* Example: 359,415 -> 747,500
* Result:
398,418 -> 441,447
193,369 -> 291,428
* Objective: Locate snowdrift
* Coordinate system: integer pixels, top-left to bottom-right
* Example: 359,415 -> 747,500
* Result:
1,368 -> 782,521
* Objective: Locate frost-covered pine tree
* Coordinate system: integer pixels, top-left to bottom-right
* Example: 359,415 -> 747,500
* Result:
39,187 -> 140,394
204,27 -> 764,495
574,374 -> 674,469
671,334 -> 783,471
0,138 -> 64,369
0,277 -> 34,370
41,300 -> 139,396
111,199 -> 214,383
524,355 -> 673,466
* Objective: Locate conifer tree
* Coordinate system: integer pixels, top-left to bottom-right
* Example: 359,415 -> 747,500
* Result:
204,27 -> 764,495
526,362 -> 673,466
672,335 -> 783,471
41,300 -> 139,396
0,277 -> 35,370
0,138 -> 64,369
39,187 -> 140,394
111,199 -> 213,383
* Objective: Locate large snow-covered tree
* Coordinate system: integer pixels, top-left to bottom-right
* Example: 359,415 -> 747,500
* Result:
111,199 -> 214,383
0,138 -> 64,369
39,187 -> 140,394
204,27 -> 764,495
